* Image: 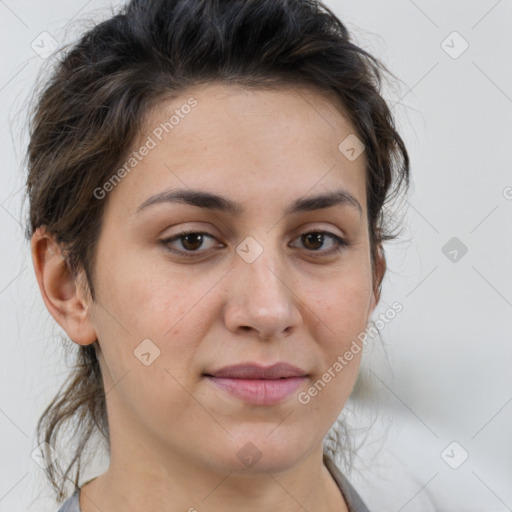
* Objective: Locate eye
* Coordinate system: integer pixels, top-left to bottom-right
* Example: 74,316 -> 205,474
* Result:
160,230 -> 222,258
160,229 -> 349,259
290,231 -> 349,257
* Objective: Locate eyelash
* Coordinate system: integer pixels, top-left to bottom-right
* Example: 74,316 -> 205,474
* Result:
160,229 -> 349,259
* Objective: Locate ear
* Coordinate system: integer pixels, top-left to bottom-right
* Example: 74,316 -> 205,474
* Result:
31,226 -> 97,346
369,242 -> 386,313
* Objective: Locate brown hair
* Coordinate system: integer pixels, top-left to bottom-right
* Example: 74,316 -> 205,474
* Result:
25,0 -> 410,501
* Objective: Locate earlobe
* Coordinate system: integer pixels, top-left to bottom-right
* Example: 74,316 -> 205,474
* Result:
31,227 -> 97,346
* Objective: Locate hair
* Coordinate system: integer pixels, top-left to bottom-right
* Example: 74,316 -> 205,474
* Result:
24,0 -> 410,502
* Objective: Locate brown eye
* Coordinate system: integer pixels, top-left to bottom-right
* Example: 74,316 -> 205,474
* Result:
161,231 -> 221,258
291,231 -> 348,256
180,233 -> 206,251
302,232 -> 325,250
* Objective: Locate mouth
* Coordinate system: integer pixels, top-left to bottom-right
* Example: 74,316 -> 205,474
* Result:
203,362 -> 309,405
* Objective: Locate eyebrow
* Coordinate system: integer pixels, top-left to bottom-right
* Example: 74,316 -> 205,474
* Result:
136,188 -> 362,217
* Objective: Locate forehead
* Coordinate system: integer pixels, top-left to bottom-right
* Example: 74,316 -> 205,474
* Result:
109,82 -> 367,218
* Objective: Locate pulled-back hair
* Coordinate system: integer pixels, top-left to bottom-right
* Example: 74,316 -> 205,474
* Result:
25,0 -> 409,501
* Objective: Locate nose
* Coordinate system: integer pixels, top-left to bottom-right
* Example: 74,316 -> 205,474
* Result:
222,244 -> 303,341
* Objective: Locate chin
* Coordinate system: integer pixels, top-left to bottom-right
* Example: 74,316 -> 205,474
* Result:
214,430 -> 316,474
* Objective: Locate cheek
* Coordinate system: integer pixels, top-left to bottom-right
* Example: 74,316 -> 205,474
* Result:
94,240 -> 183,333
91,264 -> 208,425
95,253 -> 220,382
313,266 -> 374,348
301,277 -> 370,422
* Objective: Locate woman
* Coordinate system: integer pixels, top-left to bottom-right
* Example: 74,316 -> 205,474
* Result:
26,0 -> 410,510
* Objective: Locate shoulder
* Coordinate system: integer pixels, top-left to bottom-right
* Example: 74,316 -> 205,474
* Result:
323,453 -> 372,512
56,489 -> 81,512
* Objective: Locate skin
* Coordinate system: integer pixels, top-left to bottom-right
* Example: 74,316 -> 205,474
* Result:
31,83 -> 385,512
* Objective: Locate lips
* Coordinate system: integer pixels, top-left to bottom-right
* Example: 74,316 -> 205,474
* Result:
204,362 -> 308,379
203,362 -> 308,405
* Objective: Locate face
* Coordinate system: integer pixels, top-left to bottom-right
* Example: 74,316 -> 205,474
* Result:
82,83 -> 382,475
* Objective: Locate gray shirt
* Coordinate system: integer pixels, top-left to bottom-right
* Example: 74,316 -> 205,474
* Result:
56,455 -> 371,512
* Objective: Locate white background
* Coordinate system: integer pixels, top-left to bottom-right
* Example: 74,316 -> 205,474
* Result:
1,1 -> 511,511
